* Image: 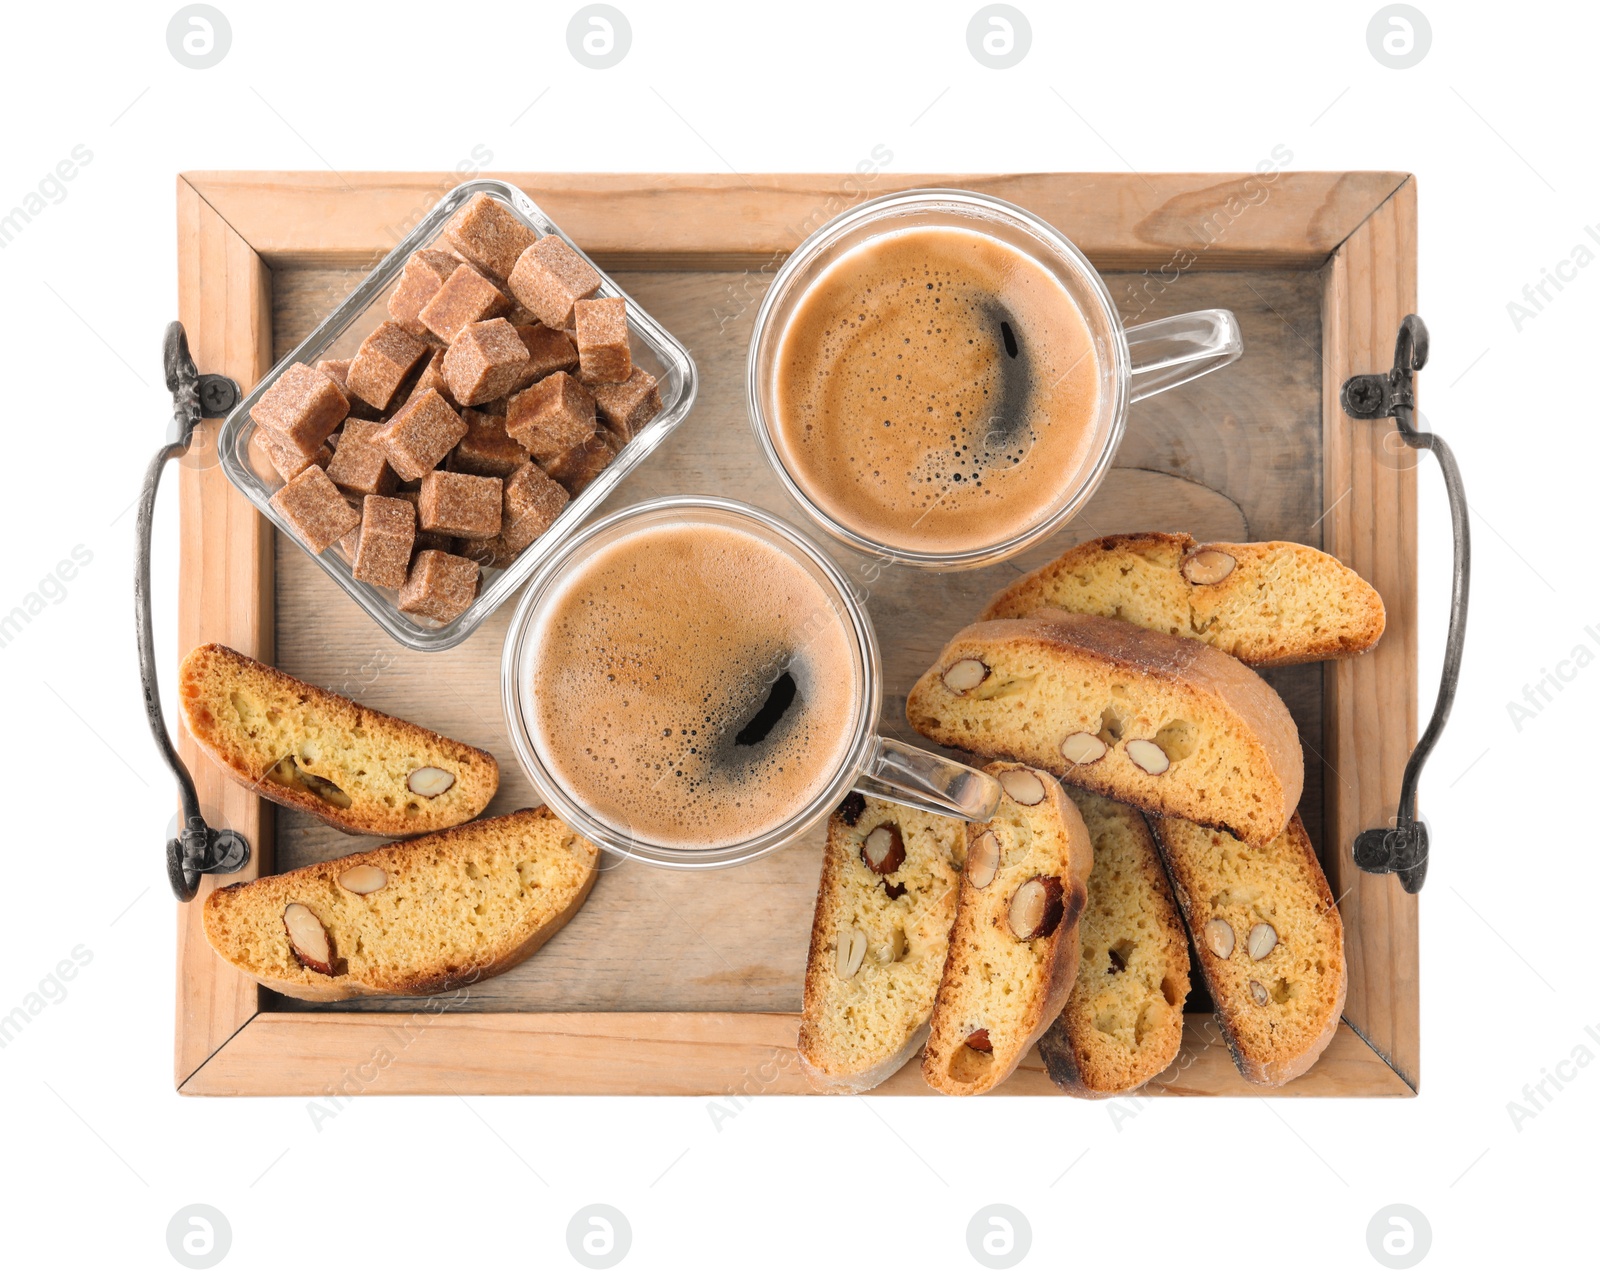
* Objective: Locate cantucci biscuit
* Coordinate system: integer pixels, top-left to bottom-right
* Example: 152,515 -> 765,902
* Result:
179,643 -> 498,836
1037,789 -> 1191,1097
798,794 -> 966,1093
979,532 -> 1385,667
922,764 -> 1093,1096
1149,813 -> 1346,1086
203,808 -> 598,1002
906,611 -> 1303,848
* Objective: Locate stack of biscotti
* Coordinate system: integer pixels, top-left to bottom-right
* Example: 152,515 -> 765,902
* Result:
204,808 -> 599,1001
798,794 -> 967,1093
897,532 -> 1379,1090
922,764 -> 1094,1096
179,643 -> 499,836
1037,789 -> 1191,1097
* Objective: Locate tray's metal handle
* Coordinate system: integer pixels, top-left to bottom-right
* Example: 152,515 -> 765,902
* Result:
1339,315 -> 1469,894
138,322 -> 250,901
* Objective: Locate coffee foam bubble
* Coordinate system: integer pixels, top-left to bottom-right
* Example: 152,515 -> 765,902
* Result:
528,521 -> 860,849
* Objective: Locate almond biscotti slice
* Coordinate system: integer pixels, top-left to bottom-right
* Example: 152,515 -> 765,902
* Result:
798,794 -> 966,1093
179,643 -> 498,836
204,808 -> 598,1002
1037,789 -> 1191,1097
906,611 -> 1303,848
979,532 -> 1385,667
1149,812 -> 1346,1086
922,764 -> 1093,1096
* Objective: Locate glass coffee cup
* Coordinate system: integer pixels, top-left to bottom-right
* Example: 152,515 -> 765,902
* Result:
747,188 -> 1243,569
500,496 -> 1002,869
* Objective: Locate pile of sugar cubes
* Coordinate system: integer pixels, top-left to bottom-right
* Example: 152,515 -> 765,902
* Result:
251,193 -> 663,625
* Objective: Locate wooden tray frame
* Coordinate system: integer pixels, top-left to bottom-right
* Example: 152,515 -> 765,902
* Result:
174,171 -> 1418,1098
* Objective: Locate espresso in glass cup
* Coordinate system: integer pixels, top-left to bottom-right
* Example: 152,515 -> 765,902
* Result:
749,189 -> 1243,569
501,496 -> 1001,869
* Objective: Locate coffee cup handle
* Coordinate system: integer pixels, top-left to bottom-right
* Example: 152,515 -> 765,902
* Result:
853,736 -> 1003,822
1124,308 -> 1243,403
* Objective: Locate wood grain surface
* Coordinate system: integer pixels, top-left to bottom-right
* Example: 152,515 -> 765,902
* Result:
1321,179 -> 1421,1089
173,179 -> 274,1087
183,1013 -> 1410,1098
186,170 -> 1409,271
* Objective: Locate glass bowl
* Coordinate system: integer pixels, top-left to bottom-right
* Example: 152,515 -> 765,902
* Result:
218,179 -> 699,652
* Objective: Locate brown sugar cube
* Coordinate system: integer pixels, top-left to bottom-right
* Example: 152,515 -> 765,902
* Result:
335,492 -> 364,561
350,494 -> 416,589
418,470 -> 503,539
392,489 -> 456,554
591,368 -> 662,443
501,461 -> 570,552
443,193 -> 538,283
316,357 -> 384,420
399,550 -> 480,624
378,390 -> 468,481
418,264 -> 511,343
457,535 -> 517,570
546,428 -> 622,497
255,426 -> 331,483
387,249 -> 462,336
401,347 -> 461,413
507,235 -> 601,329
573,297 -> 632,385
506,371 -> 597,465
442,319 -> 532,407
270,465 -> 361,554
451,410 -> 529,479
251,362 -> 348,456
516,324 -> 579,383
324,419 -> 398,497
346,321 -> 430,412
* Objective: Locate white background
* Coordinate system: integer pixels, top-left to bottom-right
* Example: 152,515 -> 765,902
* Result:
0,0 -> 1591,1270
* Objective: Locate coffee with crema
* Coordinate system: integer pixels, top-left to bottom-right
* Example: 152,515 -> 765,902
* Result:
526,521 -> 861,849
772,225 -> 1101,555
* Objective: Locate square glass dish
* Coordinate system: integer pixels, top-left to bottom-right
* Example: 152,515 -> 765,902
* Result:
217,179 -> 699,652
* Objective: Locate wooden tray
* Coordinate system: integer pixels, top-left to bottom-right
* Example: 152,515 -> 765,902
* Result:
173,172 -> 1418,1098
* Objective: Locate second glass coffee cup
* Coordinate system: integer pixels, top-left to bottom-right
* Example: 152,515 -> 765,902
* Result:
501,496 -> 1002,869
747,188 -> 1244,569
